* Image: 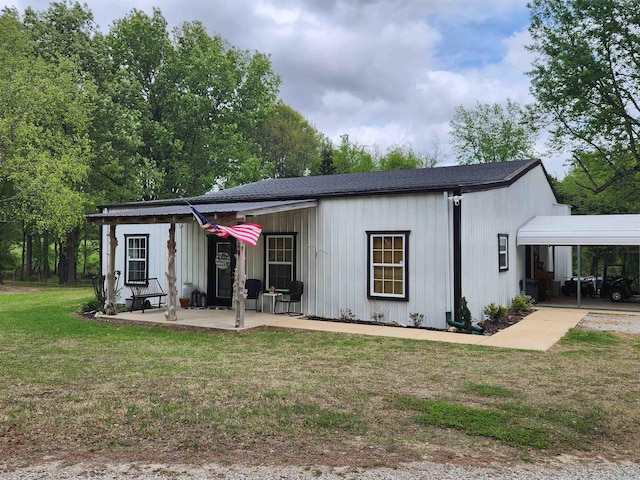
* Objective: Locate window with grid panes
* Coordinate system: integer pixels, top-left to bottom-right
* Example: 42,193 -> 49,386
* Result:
265,234 -> 296,291
498,234 -> 509,271
124,234 -> 149,285
367,231 -> 409,300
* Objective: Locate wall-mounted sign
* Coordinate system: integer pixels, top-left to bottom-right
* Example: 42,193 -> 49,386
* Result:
215,251 -> 231,270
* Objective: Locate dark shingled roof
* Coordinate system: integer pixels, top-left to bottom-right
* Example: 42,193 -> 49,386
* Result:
192,158 -> 542,203
98,159 -> 543,210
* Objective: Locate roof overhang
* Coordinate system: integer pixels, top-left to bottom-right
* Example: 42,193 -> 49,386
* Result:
517,215 -> 640,246
87,199 -> 317,225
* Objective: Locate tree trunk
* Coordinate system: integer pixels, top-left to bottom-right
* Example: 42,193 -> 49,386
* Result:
58,243 -> 67,285
164,223 -> 178,321
25,232 -> 33,278
58,229 -> 79,285
35,233 -> 43,282
104,225 -> 118,315
43,231 -> 51,279
234,239 -> 247,328
82,223 -> 88,276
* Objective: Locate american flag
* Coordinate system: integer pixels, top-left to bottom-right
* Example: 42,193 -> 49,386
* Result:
189,205 -> 262,246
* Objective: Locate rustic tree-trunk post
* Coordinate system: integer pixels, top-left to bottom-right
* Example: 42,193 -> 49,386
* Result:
105,224 -> 118,315
165,222 -> 178,321
234,239 -> 247,328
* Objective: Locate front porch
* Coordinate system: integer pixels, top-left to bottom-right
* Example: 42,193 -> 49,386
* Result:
96,306 -> 287,331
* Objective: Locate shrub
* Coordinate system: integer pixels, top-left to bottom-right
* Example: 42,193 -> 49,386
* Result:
409,312 -> 425,328
338,308 -> 358,322
510,292 -> 534,314
459,297 -> 472,331
81,298 -> 101,313
483,302 -> 508,321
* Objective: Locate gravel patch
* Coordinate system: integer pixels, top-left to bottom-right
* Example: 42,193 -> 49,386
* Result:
2,460 -> 640,480
579,313 -> 640,334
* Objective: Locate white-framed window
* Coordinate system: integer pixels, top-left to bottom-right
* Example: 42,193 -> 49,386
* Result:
367,231 -> 409,300
125,234 -> 149,285
498,234 -> 509,272
264,233 -> 296,291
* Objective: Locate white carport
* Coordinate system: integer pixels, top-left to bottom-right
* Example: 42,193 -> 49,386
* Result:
517,214 -> 640,307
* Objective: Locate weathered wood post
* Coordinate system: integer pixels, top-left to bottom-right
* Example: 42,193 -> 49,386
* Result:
105,224 -> 118,315
165,222 -> 178,321
234,239 -> 247,328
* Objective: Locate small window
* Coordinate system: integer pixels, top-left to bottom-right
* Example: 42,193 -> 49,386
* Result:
498,234 -> 509,272
367,231 -> 409,300
125,234 -> 149,285
264,233 -> 297,291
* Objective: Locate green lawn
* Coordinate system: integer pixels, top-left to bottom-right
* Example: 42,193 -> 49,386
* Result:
1,284 -> 639,467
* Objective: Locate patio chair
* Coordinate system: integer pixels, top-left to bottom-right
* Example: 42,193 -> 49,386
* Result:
245,278 -> 262,311
275,281 -> 304,316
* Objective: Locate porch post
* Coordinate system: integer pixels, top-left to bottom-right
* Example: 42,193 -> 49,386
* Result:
105,224 -> 118,315
234,239 -> 247,328
165,222 -> 178,321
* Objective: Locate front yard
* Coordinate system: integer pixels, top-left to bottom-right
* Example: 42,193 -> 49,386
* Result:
1,284 -> 639,468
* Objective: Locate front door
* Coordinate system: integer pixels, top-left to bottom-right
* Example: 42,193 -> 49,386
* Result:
207,236 -> 236,307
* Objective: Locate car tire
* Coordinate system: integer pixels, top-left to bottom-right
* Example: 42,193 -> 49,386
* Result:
610,289 -> 624,302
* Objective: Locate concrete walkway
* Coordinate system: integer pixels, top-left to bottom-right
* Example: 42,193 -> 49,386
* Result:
97,306 -> 590,352
272,307 -> 587,352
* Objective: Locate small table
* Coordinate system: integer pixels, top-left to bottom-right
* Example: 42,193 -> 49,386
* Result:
262,292 -> 283,314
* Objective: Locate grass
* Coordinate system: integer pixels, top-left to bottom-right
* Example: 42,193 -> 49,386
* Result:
1,283 -> 640,467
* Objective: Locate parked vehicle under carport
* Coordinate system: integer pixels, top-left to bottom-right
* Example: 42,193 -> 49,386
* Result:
600,264 -> 640,302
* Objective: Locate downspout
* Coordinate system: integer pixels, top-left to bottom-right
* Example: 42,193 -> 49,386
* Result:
453,190 -> 462,322
443,192 -> 452,316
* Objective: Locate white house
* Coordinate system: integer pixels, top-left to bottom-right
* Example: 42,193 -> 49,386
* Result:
89,159 -> 572,328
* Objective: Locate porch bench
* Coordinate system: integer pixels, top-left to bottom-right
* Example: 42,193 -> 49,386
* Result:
129,278 -> 167,312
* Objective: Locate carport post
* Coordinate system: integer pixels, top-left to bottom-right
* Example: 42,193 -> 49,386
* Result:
577,245 -> 582,309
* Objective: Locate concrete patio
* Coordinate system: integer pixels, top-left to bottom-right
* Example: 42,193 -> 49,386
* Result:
92,305 -> 617,352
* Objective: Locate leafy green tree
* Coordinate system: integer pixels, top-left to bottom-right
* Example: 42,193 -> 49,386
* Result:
107,13 -> 280,197
332,134 -> 376,173
378,144 -> 437,170
0,8 -> 96,282
317,138 -> 336,175
528,0 -> 640,194
449,99 -> 538,164
252,102 -> 321,178
556,154 -> 640,215
23,1 -> 102,74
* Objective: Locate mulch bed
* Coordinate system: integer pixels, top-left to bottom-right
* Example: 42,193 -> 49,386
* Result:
480,311 -> 530,335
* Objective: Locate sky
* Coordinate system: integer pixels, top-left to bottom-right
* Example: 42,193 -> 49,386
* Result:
2,0 -> 568,176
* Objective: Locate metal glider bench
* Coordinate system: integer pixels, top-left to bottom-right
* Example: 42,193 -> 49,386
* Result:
129,278 -> 167,312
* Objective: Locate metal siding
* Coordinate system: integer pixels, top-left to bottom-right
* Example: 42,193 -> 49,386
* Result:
101,223 -> 170,303
316,193 -> 449,329
460,165 -> 568,320
177,222 -> 207,296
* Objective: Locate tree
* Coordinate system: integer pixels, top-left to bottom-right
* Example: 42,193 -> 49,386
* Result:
378,144 -> 437,170
0,7 -> 96,283
556,153 -> 640,216
107,13 -> 281,197
252,102 -> 321,178
528,0 -> 640,194
449,99 -> 538,164
316,137 -> 336,175
332,134 -> 376,173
